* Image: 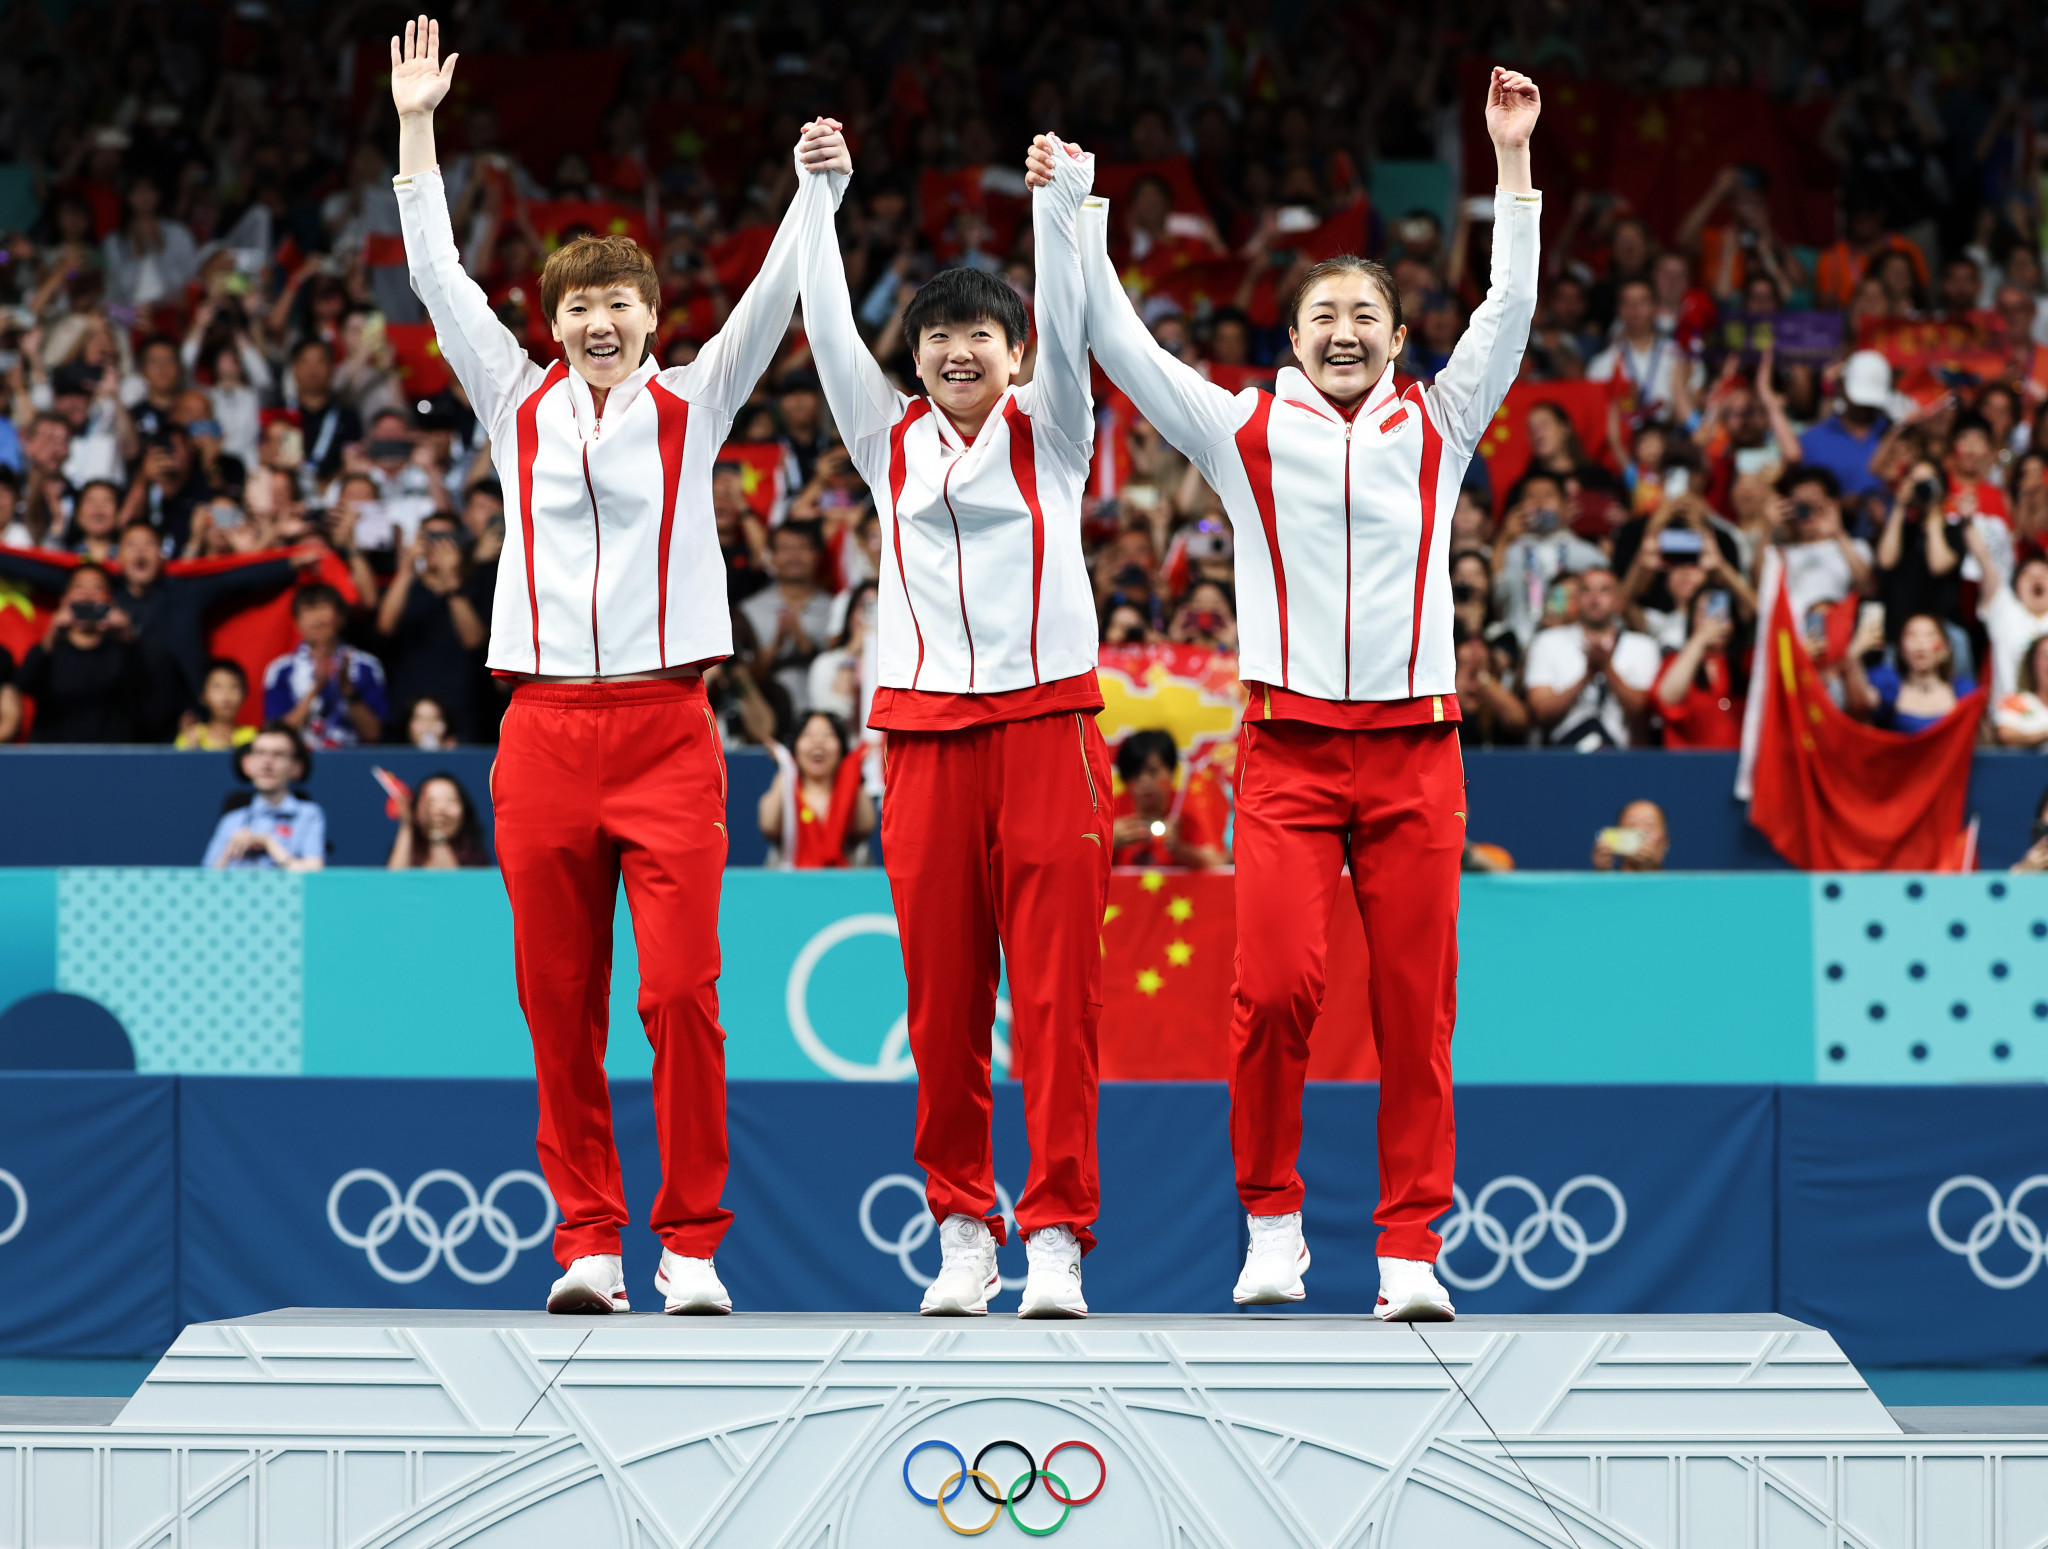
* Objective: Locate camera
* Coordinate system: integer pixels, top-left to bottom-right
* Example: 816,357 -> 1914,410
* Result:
71,600 -> 109,624
1791,500 -> 1814,523
1452,582 -> 1481,604
1911,478 -> 1941,508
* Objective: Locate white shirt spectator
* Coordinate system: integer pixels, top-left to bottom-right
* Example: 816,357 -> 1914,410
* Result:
1524,622 -> 1662,748
103,221 -> 199,309
1588,335 -> 1688,417
1982,574 -> 2048,703
1778,536 -> 1873,621
1493,530 -> 1608,646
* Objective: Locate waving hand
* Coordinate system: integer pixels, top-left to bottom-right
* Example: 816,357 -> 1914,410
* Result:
390,15 -> 459,119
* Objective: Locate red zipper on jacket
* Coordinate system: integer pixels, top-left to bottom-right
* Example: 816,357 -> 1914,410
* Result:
940,454 -> 976,689
1342,418 -> 1354,699
582,442 -> 603,674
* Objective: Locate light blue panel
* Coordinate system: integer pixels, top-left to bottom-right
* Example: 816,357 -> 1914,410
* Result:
1812,874 -> 2048,1083
1368,158 -> 1454,230
302,870 -> 527,1076
0,869 -> 57,1013
56,869 -> 301,1072
1455,874 -> 1815,1083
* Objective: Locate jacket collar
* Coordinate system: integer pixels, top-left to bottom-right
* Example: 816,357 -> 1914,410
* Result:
563,352 -> 659,437
926,386 -> 1017,453
1274,360 -> 1403,425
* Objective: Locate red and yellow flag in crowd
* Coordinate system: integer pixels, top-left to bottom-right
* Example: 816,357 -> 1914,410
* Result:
1095,642 -> 1243,776
1745,578 -> 1982,870
1098,871 -> 1379,1081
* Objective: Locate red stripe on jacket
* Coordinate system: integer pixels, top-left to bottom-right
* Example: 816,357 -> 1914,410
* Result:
515,362 -> 570,673
1003,399 -> 1046,685
888,400 -> 933,689
647,381 -> 691,668
1406,385 -> 1443,697
1234,394 -> 1287,687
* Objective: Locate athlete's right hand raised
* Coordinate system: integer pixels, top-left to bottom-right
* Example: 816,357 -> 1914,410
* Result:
1024,133 -> 1086,190
390,15 -> 459,119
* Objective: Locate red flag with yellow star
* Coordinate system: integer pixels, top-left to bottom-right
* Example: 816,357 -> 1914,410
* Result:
1098,872 -> 1379,1080
1476,380 -> 1613,514
716,441 -> 787,524
1747,580 -> 1981,870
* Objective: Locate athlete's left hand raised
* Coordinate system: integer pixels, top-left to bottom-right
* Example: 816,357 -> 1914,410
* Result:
797,119 -> 852,177
1485,67 -> 1541,149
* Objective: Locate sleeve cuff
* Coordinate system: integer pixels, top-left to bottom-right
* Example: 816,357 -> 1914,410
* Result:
1497,187 -> 1543,208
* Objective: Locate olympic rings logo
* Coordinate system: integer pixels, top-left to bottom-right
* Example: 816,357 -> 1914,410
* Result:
861,1173 -> 1027,1292
0,1169 -> 25,1247
1929,1175 -> 2048,1289
787,915 -> 1010,1081
1436,1175 -> 1627,1291
327,1169 -> 555,1285
903,1439 -> 1105,1536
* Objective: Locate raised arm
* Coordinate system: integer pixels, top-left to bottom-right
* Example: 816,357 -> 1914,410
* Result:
1075,199 -> 1246,460
791,127 -> 908,474
676,127 -> 848,422
1423,67 -> 1542,460
389,17 -> 542,427
1020,134 -> 1096,452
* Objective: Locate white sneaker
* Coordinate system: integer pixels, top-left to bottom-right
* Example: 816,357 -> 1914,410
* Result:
546,1254 -> 628,1314
920,1213 -> 1000,1316
1234,1212 -> 1310,1305
1018,1225 -> 1088,1319
654,1248 -> 733,1315
1375,1256 -> 1455,1322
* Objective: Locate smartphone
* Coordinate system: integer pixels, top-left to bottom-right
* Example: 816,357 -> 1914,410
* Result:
1597,827 -> 1643,857
1273,206 -> 1320,234
1663,467 -> 1690,498
1658,527 -> 1706,558
1703,590 -> 1732,623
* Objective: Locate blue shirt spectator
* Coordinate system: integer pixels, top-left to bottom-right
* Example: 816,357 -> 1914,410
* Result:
261,582 -> 387,749
1799,412 -> 1890,502
202,723 -> 326,870
0,416 -> 21,476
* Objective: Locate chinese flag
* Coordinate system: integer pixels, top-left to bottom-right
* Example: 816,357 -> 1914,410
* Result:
361,232 -> 408,269
1747,582 -> 1982,870
706,225 -> 776,293
1096,872 -> 1378,1081
1475,379 -> 1614,512
385,322 -> 452,397
523,199 -> 651,252
0,561 -> 60,739
716,442 -> 786,523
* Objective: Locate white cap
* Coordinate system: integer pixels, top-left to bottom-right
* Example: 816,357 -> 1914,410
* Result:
1841,349 -> 1892,410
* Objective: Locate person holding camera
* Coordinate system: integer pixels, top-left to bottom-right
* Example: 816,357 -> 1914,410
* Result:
1651,586 -> 1746,747
1492,470 -> 1607,645
1770,463 -> 1875,616
1615,490 -> 1752,650
15,562 -> 147,742
1875,457 -> 1965,645
1590,799 -> 1669,871
376,511 -> 487,742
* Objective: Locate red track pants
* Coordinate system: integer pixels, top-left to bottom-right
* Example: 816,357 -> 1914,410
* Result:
493,677 -> 732,1266
1229,719 -> 1463,1262
881,711 -> 1112,1252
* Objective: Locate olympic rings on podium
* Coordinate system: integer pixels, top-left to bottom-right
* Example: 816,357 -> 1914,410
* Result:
937,1471 -> 1004,1534
902,1438 -> 1107,1534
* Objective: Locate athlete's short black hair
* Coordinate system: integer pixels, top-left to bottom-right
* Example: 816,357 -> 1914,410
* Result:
902,267 -> 1029,351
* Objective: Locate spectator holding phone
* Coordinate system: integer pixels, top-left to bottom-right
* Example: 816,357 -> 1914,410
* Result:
1492,471 -> 1607,645
1524,566 -> 1662,749
376,512 -> 485,741
202,722 -> 325,870
387,771 -> 489,868
1843,610 -> 1974,732
1168,579 -> 1239,651
15,563 -> 146,742
1592,799 -> 1669,871
263,582 -> 385,747
1109,729 -> 1229,869
174,659 -> 255,750
1652,588 -> 1746,748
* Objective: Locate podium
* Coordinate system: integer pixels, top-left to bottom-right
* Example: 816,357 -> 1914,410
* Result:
3,1309 -> 2045,1547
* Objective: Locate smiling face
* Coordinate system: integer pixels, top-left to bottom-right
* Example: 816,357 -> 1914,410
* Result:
913,315 -> 1024,428
1287,271 -> 1406,408
551,284 -> 659,392
794,714 -> 842,778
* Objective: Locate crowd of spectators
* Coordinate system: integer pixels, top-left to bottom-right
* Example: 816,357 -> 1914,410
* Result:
0,0 -> 2046,874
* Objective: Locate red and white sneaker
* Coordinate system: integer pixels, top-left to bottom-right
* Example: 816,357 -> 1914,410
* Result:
1233,1212 -> 1309,1305
546,1254 -> 628,1314
1018,1225 -> 1088,1319
921,1214 -> 1001,1315
1375,1256 -> 1455,1322
655,1249 -> 733,1315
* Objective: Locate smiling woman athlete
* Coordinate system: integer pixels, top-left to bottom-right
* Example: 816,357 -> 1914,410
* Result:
793,121 -> 1108,1319
391,18 -> 839,1317
1034,66 -> 1542,1320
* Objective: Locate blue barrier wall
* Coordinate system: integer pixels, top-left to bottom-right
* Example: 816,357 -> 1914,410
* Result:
3,746 -> 2043,870
5,1074 -> 2045,1369
4,868 -> 2042,1083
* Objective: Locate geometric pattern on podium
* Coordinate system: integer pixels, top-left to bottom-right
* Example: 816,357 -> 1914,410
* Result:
1,1310 -> 2044,1547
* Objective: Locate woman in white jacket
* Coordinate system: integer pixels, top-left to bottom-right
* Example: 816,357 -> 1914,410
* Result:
391,17 -> 836,1319
1033,66 -> 1543,1320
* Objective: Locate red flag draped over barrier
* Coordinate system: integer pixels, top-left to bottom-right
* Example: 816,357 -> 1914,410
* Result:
1747,581 -> 1981,870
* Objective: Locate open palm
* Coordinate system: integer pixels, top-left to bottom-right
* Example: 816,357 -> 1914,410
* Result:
390,15 -> 458,118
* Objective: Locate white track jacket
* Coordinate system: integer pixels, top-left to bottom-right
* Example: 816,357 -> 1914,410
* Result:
795,151 -> 1098,703
395,158 -> 836,676
1072,187 -> 1541,705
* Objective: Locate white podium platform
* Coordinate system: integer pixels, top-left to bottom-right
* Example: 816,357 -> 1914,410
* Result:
3,1310 -> 2045,1548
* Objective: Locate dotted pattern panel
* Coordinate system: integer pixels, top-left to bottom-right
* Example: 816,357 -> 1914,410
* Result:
1813,874 -> 2048,1082
55,869 -> 304,1073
